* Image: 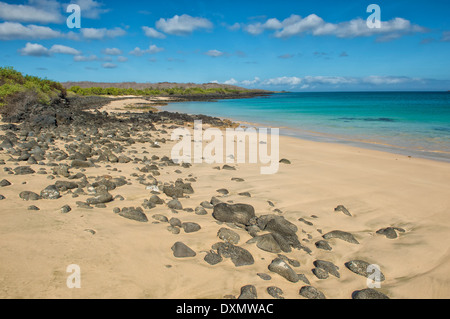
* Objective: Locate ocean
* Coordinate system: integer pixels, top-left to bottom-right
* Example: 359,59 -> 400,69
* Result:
163,92 -> 450,162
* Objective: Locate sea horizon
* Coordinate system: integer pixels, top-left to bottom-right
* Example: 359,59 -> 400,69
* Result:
162,91 -> 450,162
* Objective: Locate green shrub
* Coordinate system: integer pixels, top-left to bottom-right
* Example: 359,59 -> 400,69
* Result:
0,66 -> 65,108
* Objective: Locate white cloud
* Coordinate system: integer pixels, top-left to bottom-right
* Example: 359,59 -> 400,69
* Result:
155,14 -> 213,36
214,75 -> 423,89
66,0 -> 109,19
142,26 -> 166,39
261,75 -> 422,87
313,17 -> 427,40
224,78 -> 238,85
129,45 -> 164,56
74,54 -> 98,62
148,44 -> 164,54
129,47 -> 146,57
262,76 -> 303,86
49,44 -> 81,55
0,22 -> 62,40
117,56 -> 128,62
0,0 -> 63,24
244,14 -> 427,41
362,75 -> 420,85
241,77 -> 261,86
224,22 -> 241,31
19,42 -> 81,56
81,27 -> 126,40
102,62 -> 117,69
273,14 -> 324,38
205,49 -> 225,57
102,48 -> 123,55
19,42 -> 50,56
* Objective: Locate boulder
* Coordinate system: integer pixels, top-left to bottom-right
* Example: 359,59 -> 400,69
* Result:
217,228 -> 240,244
299,286 -> 326,299
213,242 -> 254,267
268,258 -> 298,282
118,207 -> 148,222
171,242 -> 196,258
40,185 -> 61,200
323,230 -> 359,244
345,260 -> 385,281
238,285 -> 257,299
212,203 -> 255,225
352,288 -> 389,299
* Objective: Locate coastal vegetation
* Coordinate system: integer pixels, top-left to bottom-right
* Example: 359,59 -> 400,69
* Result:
67,85 -> 253,97
0,66 -> 66,108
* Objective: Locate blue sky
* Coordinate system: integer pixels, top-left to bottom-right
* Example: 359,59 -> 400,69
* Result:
1,0 -> 449,91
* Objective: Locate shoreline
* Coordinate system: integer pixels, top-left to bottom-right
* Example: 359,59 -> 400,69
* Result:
159,97 -> 450,164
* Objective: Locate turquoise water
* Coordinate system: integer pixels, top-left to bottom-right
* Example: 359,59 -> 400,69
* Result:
163,92 -> 450,161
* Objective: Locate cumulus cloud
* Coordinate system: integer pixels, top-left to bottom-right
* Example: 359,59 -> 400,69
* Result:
49,44 -> 81,55
142,26 -> 166,39
223,78 -> 238,85
0,0 -> 63,24
19,42 -> 51,56
148,44 -> 164,54
102,62 -> 117,69
215,75 -> 424,89
362,75 -> 420,85
262,76 -> 303,86
244,17 -> 287,35
241,77 -> 261,86
73,54 -> 98,62
243,14 -> 427,41
81,27 -> 126,40
129,45 -> 164,56
102,48 -> 123,55
117,56 -> 128,62
262,75 -> 424,87
19,42 -> 81,56
0,22 -> 62,40
155,14 -> 213,35
224,22 -> 241,31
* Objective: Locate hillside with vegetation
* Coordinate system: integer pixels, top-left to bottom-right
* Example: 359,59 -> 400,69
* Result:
0,67 -> 66,109
63,81 -> 270,98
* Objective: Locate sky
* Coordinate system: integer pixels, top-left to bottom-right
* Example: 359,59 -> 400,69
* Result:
0,0 -> 449,91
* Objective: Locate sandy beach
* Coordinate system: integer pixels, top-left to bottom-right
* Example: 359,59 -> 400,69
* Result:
1,104 -> 449,299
